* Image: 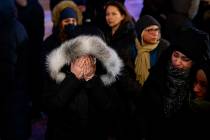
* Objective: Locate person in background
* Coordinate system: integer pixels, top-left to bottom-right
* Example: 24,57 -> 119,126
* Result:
41,0 -> 83,78
50,0 -> 82,42
191,60 -> 210,112
193,0 -> 210,36
187,60 -> 210,139
0,0 -> 30,139
104,1 -> 142,139
104,1 -> 136,74
137,27 -> 210,140
84,0 -> 125,31
135,15 -> 170,86
42,34 -> 123,140
16,0 -> 45,120
164,0 -> 200,43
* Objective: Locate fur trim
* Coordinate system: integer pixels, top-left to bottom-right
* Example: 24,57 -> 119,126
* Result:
46,35 -> 124,86
52,1 -> 83,27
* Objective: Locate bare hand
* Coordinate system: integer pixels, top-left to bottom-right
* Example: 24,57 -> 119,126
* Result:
70,57 -> 85,79
83,56 -> 96,81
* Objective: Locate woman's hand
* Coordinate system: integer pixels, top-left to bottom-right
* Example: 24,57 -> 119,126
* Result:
83,56 -> 96,81
70,57 -> 85,80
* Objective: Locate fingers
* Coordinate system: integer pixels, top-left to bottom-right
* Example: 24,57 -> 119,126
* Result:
70,58 -> 85,79
83,57 -> 96,81
70,55 -> 96,81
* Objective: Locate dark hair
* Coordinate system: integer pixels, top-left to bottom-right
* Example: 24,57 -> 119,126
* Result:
191,60 -> 210,101
104,1 -> 132,25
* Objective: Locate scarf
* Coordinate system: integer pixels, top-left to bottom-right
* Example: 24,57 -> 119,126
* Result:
135,37 -> 159,86
163,62 -> 191,118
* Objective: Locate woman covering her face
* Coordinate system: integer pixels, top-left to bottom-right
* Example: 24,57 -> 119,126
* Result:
43,35 -> 124,140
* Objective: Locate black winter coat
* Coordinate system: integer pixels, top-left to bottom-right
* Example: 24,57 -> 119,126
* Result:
43,69 -> 119,140
105,21 -> 136,72
138,48 -> 192,140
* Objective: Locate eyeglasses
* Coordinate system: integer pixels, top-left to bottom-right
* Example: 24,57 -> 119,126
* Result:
145,28 -> 160,33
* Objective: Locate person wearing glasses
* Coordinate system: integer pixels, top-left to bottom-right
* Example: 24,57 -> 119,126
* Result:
135,15 -> 170,86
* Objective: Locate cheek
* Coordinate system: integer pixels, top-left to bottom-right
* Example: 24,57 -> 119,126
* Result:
194,86 -> 207,97
60,22 -> 66,30
171,57 -> 176,65
142,35 -> 150,43
182,61 -> 192,69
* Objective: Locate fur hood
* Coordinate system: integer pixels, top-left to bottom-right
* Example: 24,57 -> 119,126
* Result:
46,35 -> 124,86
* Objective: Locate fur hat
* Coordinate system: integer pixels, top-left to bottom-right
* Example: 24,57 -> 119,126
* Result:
136,15 -> 161,36
173,27 -> 210,63
52,1 -> 83,27
46,35 -> 124,86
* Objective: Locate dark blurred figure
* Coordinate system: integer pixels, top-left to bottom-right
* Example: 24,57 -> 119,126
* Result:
164,0 -> 200,43
140,0 -> 169,35
193,0 -> 210,36
0,0 -> 30,139
16,0 -> 45,120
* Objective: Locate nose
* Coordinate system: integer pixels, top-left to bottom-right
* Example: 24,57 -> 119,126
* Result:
174,58 -> 182,68
193,83 -> 201,93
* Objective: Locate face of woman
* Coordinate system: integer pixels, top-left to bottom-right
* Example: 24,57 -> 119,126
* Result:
171,51 -> 193,70
142,25 -> 160,44
193,69 -> 208,99
105,5 -> 125,30
60,18 -> 77,30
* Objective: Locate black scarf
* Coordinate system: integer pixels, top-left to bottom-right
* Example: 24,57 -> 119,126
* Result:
163,62 -> 191,118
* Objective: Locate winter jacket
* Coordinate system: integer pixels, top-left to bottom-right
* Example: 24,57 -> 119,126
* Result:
43,35 -> 123,140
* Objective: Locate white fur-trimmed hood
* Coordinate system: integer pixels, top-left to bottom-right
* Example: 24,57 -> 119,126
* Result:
46,35 -> 124,86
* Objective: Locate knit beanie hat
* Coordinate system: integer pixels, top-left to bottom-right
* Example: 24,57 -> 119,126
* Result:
136,15 -> 161,36
60,7 -> 77,21
173,27 -> 210,63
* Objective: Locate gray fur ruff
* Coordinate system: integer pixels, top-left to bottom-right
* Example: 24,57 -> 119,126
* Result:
46,35 -> 124,86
